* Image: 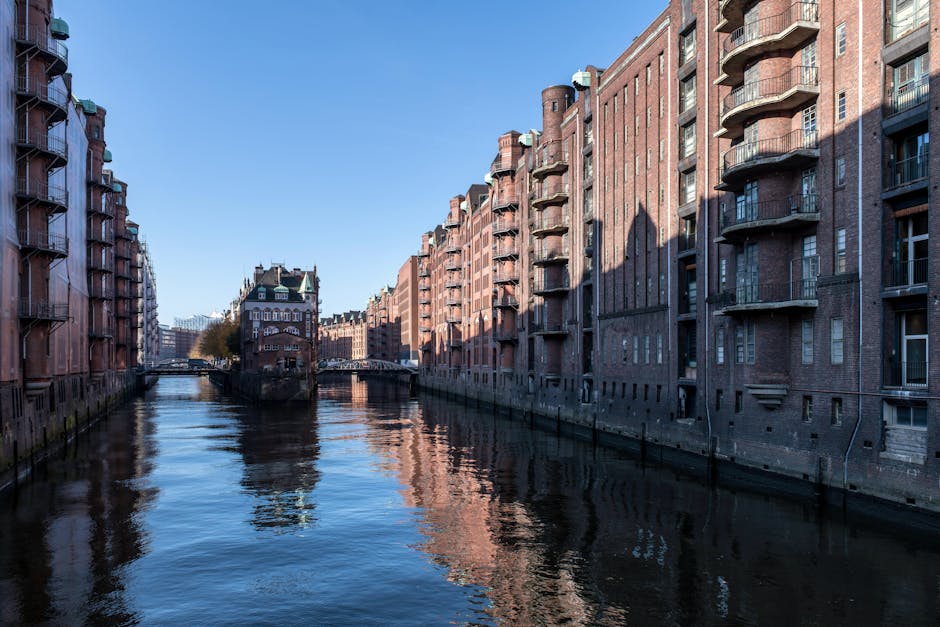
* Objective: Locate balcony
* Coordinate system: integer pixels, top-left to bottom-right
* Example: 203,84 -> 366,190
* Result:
417,249 -> 430,258
14,24 -> 69,76
87,229 -> 115,247
493,329 -> 518,343
419,283 -> 431,292
678,233 -> 697,256
886,0 -> 929,44
86,194 -> 116,219
15,126 -> 67,168
717,0 -> 747,32
493,295 -> 519,309
89,323 -> 114,340
492,196 -> 519,213
533,276 -> 570,295
419,297 -> 431,305
89,284 -> 115,300
716,279 -> 818,314
419,312 -> 431,319
446,316 -> 462,324
493,272 -> 519,285
15,177 -> 68,213
492,243 -> 519,260
531,189 -> 569,208
18,230 -> 68,259
718,194 -> 820,240
88,256 -> 114,273
493,218 -> 519,235
443,216 -> 461,230
719,129 -> 818,185
531,213 -> 570,237
886,75 -> 929,119
720,66 -> 819,135
719,3 -> 819,85
532,246 -> 570,265
884,152 -> 929,193
531,140 -> 569,178
530,321 -> 568,336
883,357 -> 927,389
490,158 -> 515,178
418,266 -> 430,277
444,276 -> 464,289
884,257 -> 928,293
420,326 -> 432,334
18,300 -> 68,322
15,75 -> 68,123
444,260 -> 462,271
445,297 -> 462,307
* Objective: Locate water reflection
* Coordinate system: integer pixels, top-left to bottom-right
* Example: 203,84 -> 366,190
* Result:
1,376 -> 939,625
0,390 -> 158,625
232,402 -> 320,531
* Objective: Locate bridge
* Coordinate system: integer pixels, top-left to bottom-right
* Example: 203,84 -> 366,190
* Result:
317,359 -> 417,375
142,366 -> 218,376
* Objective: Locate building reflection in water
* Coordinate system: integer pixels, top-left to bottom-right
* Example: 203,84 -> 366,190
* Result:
348,380 -> 940,626
0,391 -> 158,625
231,400 -> 320,532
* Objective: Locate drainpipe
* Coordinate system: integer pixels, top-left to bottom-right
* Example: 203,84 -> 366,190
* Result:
843,0 -> 865,494
703,6 -> 713,458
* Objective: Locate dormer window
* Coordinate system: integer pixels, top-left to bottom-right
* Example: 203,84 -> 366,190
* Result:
258,287 -> 266,300
275,291 -> 287,301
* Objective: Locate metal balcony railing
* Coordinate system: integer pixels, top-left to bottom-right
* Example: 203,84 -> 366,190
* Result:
492,196 -> 519,211
678,233 -> 697,253
533,139 -> 569,172
18,229 -> 68,256
15,75 -> 69,110
533,246 -> 570,264
88,256 -> 114,273
721,66 -> 818,118
493,295 -> 519,308
492,218 -> 519,234
492,244 -> 519,258
886,75 -> 930,116
532,213 -> 570,233
885,151 -> 929,189
533,276 -> 571,293
720,194 -> 819,231
883,357 -> 928,388
15,126 -> 67,160
722,2 -> 820,60
493,273 -> 520,284
530,321 -> 567,334
18,300 -> 68,321
15,177 -> 68,208
885,257 -> 928,288
14,24 -> 69,71
716,278 -> 817,308
443,216 -> 461,229
490,158 -> 514,174
722,129 -> 818,176
886,0 -> 930,43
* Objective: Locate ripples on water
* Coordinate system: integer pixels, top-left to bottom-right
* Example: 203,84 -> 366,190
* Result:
1,376 -> 940,625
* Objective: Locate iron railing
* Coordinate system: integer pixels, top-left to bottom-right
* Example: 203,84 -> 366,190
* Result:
18,229 -> 68,256
15,126 -> 67,159
885,151 -> 929,189
15,177 -> 68,208
533,276 -> 571,293
720,194 -> 819,231
883,357 -> 928,388
722,129 -> 818,175
14,24 -> 68,68
18,301 -> 68,320
14,75 -> 68,109
533,246 -> 570,264
716,279 -> 818,308
886,75 -> 930,116
723,2 -> 820,60
721,66 -> 818,117
493,295 -> 519,308
885,257 -> 928,288
532,213 -> 570,233
493,218 -> 520,234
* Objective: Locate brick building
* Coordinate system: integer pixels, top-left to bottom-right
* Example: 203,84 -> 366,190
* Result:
1,0 -> 152,474
319,311 -> 367,361
363,0 -> 940,512
237,264 -> 318,374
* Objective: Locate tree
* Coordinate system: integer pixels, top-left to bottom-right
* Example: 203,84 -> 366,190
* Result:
198,317 -> 240,359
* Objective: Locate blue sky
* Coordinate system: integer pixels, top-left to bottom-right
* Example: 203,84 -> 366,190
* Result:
57,0 -> 666,322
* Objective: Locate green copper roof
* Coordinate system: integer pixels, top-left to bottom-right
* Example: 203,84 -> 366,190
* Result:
127,226 -> 138,235
273,284 -> 289,293
102,149 -> 112,163
50,18 -> 69,40
112,182 -> 123,193
79,99 -> 97,115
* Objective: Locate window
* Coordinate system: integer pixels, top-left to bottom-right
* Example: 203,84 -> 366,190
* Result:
656,332 -> 663,364
622,336 -> 628,362
644,335 -> 651,363
659,52 -> 664,75
681,121 -> 696,158
716,329 -> 725,364
835,228 -> 847,273
735,325 -> 745,364
836,22 -> 847,56
835,156 -> 846,187
659,138 -> 665,161
659,96 -> 665,118
262,310 -> 271,321
735,391 -> 743,413
802,395 -> 813,422
680,74 -> 696,113
886,402 -> 928,428
746,321 -> 756,364
831,398 -> 843,425
890,51 -> 929,113
680,29 -> 696,65
275,291 -> 288,301
716,389 -> 723,411
719,258 -> 727,290
635,75 -> 640,96
633,335 -> 639,364
258,288 -> 266,300
681,170 -> 696,205
837,91 -> 846,121
802,319 -> 814,364
830,318 -> 844,364
646,64 -> 651,84
887,0 -> 930,41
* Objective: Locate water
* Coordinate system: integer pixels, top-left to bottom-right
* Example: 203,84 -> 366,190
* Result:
2,376 -> 939,625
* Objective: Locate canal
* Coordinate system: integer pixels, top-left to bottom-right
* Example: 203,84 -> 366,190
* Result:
1,376 -> 939,625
